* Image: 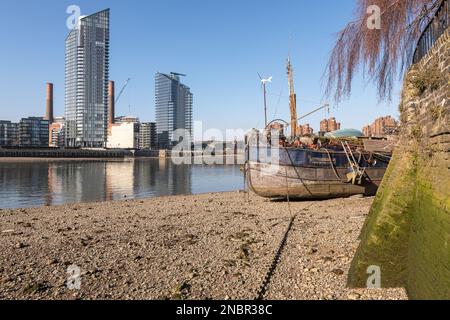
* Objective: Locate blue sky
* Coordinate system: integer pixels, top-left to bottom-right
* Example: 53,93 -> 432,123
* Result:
0,0 -> 401,137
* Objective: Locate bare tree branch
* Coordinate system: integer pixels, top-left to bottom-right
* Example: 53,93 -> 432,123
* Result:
324,0 -> 443,103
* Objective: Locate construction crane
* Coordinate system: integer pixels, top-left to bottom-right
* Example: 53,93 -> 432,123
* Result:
287,56 -> 298,137
115,78 -> 131,104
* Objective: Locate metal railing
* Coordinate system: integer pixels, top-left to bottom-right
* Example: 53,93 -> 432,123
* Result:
413,0 -> 449,64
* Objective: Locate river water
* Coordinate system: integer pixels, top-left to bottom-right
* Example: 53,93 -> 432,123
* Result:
0,158 -> 244,209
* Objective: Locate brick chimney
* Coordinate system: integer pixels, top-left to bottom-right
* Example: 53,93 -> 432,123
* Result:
108,81 -> 115,126
45,83 -> 54,124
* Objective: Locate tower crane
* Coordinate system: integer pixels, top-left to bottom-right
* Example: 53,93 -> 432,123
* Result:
115,78 -> 131,105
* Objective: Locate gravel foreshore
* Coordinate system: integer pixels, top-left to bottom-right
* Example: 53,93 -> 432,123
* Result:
0,192 -> 407,300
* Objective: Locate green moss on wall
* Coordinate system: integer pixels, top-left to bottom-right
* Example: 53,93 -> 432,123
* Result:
349,142 -> 450,299
407,154 -> 450,299
348,146 -> 416,288
348,28 -> 450,299
408,58 -> 445,96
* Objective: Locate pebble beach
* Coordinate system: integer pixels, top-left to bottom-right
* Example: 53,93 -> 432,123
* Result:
0,191 -> 408,300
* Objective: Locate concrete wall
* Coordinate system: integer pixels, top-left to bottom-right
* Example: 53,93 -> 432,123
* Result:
348,29 -> 450,299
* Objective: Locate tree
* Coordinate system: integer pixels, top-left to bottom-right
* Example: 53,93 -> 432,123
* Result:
325,0 -> 444,103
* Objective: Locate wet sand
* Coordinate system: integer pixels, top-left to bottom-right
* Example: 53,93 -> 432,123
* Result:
0,192 -> 407,300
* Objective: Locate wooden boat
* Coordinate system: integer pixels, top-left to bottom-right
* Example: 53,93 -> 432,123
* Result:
245,143 -> 391,199
246,56 -> 393,199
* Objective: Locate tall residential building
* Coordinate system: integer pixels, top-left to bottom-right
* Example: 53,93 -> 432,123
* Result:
19,117 -> 49,147
140,122 -> 157,150
320,117 -> 341,133
155,72 -> 193,149
65,9 -> 110,148
0,121 -> 19,147
363,116 -> 398,137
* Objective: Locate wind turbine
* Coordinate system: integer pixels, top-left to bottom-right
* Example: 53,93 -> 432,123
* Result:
258,73 -> 272,128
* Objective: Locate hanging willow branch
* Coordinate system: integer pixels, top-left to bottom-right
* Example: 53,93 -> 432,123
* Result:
324,0 -> 443,103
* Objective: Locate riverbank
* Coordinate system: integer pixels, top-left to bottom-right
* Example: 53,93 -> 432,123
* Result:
0,148 -> 132,159
0,157 -> 131,163
0,192 -> 407,300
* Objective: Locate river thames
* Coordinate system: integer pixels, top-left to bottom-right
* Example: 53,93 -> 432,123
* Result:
0,158 -> 243,209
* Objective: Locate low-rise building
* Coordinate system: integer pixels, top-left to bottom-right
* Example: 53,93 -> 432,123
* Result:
363,116 -> 398,137
19,117 -> 49,147
298,123 -> 314,136
320,117 -> 341,133
362,125 -> 372,137
107,122 -> 140,149
49,117 -> 65,148
139,122 -> 157,150
0,120 -> 19,147
115,116 -> 140,124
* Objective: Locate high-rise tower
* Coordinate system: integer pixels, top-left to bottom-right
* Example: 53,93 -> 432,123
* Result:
65,9 -> 110,148
155,72 -> 193,149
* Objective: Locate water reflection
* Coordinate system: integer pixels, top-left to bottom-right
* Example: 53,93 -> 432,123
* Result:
0,159 -> 242,209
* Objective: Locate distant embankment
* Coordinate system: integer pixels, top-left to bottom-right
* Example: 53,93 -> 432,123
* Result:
0,148 -> 241,159
348,28 -> 450,299
0,148 -> 132,158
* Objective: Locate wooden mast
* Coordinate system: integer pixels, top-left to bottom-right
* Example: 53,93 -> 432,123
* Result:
287,56 -> 298,137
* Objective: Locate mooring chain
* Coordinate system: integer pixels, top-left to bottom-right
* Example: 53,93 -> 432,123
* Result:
255,200 -> 317,300
246,142 -> 315,299
255,213 -> 297,300
255,163 -> 312,300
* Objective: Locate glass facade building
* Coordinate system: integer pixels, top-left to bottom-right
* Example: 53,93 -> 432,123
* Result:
0,121 -> 19,147
18,117 -> 49,147
65,9 -> 110,148
155,73 -> 193,149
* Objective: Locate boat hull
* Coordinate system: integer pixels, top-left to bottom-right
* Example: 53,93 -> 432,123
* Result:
245,147 -> 389,199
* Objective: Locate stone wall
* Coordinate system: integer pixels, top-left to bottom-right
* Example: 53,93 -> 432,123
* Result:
348,29 -> 450,299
